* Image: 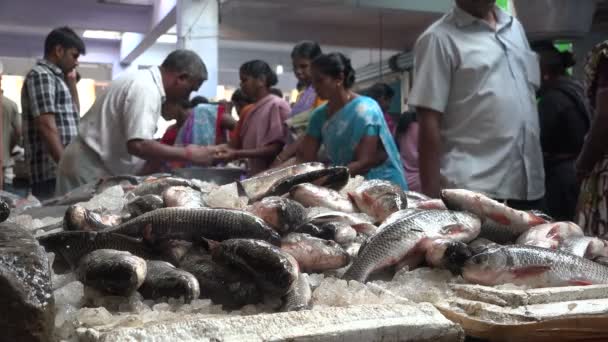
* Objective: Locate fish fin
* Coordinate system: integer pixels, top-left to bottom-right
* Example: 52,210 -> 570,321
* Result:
200,238 -> 221,252
568,280 -> 594,286
511,266 -> 551,278
235,180 -> 249,200
442,224 -> 466,236
488,213 -> 511,226
361,192 -> 375,206
528,213 -> 548,226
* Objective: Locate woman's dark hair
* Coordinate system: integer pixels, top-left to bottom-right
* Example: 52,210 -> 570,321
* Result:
190,96 -> 209,107
312,53 -> 356,89
270,88 -> 284,98
231,89 -> 253,105
533,41 -> 576,76
291,40 -> 322,60
395,111 -> 417,136
44,26 -> 86,56
368,83 -> 395,101
240,60 -> 278,88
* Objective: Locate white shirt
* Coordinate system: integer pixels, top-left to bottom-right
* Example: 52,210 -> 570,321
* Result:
408,6 -> 545,200
79,67 -> 165,175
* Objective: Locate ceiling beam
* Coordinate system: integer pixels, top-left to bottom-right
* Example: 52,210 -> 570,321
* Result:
349,0 -> 452,13
120,0 -> 176,66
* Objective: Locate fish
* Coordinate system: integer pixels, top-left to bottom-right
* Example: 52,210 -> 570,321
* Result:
343,209 -> 481,282
348,180 -> 408,223
246,197 -> 307,235
106,208 -> 281,246
0,223 -> 54,341
38,230 -> 157,272
0,198 -> 10,222
422,238 -> 472,274
138,260 -> 200,302
63,204 -> 114,232
290,183 -> 357,213
281,273 -> 312,312
463,245 -> 608,287
280,233 -> 350,273
409,199 -> 447,210
77,249 -> 147,296
126,194 -> 165,218
516,222 -> 584,249
210,239 -> 299,296
130,177 -> 200,197
239,162 -> 326,201
441,189 -> 547,243
405,191 -> 431,204
42,181 -> 97,206
292,221 -> 357,245
162,186 -> 205,208
265,167 -> 350,198
468,238 -> 500,255
179,248 -> 262,308
344,242 -> 362,259
559,236 -> 608,260
96,175 -> 140,193
306,207 -> 377,236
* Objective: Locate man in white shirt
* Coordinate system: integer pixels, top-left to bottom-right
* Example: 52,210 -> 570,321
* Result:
57,49 -> 217,194
408,0 -> 545,210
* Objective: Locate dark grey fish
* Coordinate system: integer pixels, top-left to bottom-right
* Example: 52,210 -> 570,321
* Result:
0,223 -> 54,341
468,237 -> 500,255
293,222 -> 334,240
0,198 -> 10,222
292,222 -> 356,245
239,162 -> 326,201
77,249 -> 147,296
139,260 -> 200,302
246,197 -> 307,235
281,233 -> 350,273
63,204 -> 114,232
210,239 -> 299,296
281,273 -> 311,312
423,239 -> 472,275
38,231 -> 157,272
127,194 -> 165,218
130,177 -> 200,197
179,249 -> 262,308
265,167 -> 350,198
106,208 -> 281,246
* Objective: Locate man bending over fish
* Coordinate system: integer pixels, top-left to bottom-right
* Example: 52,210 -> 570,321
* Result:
409,0 -> 545,210
56,50 -> 218,195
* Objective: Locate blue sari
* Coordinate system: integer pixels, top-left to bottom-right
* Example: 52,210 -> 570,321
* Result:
306,96 -> 408,189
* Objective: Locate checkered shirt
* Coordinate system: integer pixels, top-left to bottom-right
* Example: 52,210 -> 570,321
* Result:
21,60 -> 79,183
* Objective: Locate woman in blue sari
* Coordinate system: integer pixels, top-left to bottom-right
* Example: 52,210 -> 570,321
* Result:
296,53 -> 408,189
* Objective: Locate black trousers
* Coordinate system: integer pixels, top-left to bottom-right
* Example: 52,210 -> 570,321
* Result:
31,179 -> 56,201
543,159 -> 579,221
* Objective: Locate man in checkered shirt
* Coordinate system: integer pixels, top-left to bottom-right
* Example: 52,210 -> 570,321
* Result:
21,27 -> 85,200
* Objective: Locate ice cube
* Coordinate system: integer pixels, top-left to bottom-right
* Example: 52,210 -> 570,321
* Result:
52,272 -> 77,291
81,185 -> 126,213
54,281 -> 84,308
152,303 -> 171,312
77,307 -> 114,327
205,183 -> 248,209
372,267 -> 458,304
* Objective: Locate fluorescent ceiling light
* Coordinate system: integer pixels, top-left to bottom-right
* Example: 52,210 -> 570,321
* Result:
156,34 -> 177,44
83,30 -> 122,40
276,64 -> 284,75
98,0 -> 154,5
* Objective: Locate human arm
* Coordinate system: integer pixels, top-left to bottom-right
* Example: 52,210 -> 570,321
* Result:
347,135 -> 387,176
65,70 -> 80,112
35,115 -> 65,163
127,139 -> 217,166
296,135 -> 321,163
271,135 -> 303,167
216,143 -> 283,162
418,108 -> 443,198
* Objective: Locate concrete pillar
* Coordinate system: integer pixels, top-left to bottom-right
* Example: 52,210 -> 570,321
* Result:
176,0 -> 218,99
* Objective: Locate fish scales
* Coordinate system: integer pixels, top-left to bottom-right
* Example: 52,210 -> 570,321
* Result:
344,209 -> 480,282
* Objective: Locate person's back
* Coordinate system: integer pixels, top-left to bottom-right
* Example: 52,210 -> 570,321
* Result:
396,111 -> 420,192
408,1 -> 544,209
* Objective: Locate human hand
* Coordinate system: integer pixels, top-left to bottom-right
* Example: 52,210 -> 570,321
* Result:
66,69 -> 79,83
215,146 -> 239,162
187,145 -> 214,166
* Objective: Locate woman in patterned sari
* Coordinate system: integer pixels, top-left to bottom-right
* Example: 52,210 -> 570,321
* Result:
576,40 -> 608,238
296,53 -> 407,189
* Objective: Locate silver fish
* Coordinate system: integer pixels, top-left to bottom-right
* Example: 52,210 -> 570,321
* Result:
162,186 -> 205,208
77,249 -> 147,296
306,207 -> 377,236
559,236 -> 608,259
516,222 -> 584,249
281,233 -> 350,273
138,260 -> 200,302
281,273 -> 312,312
468,238 -> 500,255
409,199 -> 447,210
348,180 -> 407,223
265,167 -> 350,198
63,204 -> 114,232
240,163 -> 326,201
246,197 -> 307,235
463,245 -> 608,287
441,189 -> 547,243
344,209 -> 481,282
290,183 -> 357,213
130,177 -> 200,197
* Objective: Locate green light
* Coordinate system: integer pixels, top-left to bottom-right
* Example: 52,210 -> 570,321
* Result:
497,0 -> 510,12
